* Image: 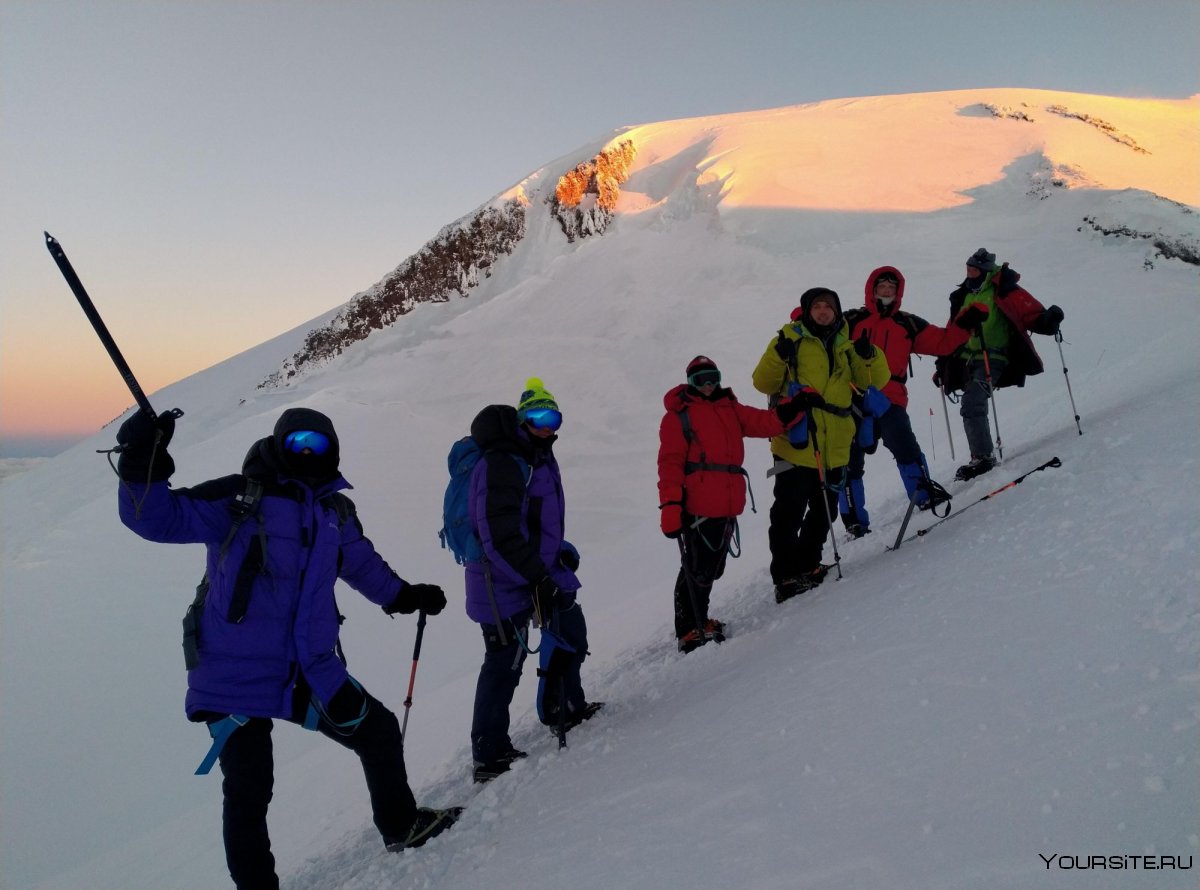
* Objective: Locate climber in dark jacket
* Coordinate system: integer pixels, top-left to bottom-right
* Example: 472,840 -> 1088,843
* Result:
934,249 -> 1065,480
465,378 -> 600,783
116,406 -> 456,889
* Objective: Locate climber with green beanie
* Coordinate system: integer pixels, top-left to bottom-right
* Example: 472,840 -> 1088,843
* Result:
464,377 -> 601,782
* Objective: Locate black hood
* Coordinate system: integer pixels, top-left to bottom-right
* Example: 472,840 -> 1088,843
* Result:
243,407 -> 341,484
471,404 -> 549,459
799,286 -> 843,336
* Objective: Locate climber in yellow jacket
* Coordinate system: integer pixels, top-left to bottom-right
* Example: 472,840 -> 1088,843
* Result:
753,286 -> 890,602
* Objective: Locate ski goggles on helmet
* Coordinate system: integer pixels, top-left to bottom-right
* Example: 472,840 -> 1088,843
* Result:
523,408 -> 563,432
283,430 -> 332,455
688,369 -> 721,388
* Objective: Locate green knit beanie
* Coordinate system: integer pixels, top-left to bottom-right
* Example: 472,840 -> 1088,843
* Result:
517,377 -> 559,422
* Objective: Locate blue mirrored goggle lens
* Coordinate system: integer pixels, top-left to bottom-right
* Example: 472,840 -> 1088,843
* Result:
524,408 -> 562,431
688,370 -> 721,388
284,430 -> 331,455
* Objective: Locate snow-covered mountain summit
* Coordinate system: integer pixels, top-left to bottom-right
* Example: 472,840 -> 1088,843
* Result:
262,88 -> 1198,388
2,89 -> 1197,890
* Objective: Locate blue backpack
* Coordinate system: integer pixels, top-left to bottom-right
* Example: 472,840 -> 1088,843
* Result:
439,436 -> 530,565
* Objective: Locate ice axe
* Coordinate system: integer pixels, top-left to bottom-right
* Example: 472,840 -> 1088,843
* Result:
44,232 -> 182,428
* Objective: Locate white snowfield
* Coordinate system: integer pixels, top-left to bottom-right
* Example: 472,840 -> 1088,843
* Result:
2,88 -> 1197,890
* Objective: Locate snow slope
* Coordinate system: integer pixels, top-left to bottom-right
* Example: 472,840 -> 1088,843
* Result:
2,89 -> 1197,890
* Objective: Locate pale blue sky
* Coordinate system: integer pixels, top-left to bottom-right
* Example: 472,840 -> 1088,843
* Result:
2,0 -> 1197,455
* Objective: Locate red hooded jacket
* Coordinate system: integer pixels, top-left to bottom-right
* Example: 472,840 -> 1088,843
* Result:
843,266 -> 969,409
657,383 -> 783,535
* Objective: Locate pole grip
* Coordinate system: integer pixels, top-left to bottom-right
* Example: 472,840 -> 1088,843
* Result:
400,610 -> 427,739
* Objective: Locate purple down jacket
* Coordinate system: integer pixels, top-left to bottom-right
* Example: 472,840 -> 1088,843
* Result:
464,405 -> 580,624
119,410 -> 407,720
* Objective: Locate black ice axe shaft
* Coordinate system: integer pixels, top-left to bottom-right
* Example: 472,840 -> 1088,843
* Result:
44,232 -> 178,422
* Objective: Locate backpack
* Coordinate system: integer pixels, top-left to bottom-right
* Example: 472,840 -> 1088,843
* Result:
439,436 -> 531,566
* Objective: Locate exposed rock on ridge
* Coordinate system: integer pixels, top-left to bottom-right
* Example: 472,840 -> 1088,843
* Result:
550,140 -> 636,241
260,200 -> 526,387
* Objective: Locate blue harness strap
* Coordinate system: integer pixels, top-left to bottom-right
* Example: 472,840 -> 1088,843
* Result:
302,676 -> 369,736
195,678 -> 371,775
195,714 -> 249,775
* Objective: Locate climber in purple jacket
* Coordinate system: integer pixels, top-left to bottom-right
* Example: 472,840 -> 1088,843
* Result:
116,406 -> 456,889
464,379 -> 602,783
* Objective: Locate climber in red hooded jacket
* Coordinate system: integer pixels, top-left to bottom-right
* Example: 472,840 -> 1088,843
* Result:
838,266 -> 968,536
658,355 -> 804,652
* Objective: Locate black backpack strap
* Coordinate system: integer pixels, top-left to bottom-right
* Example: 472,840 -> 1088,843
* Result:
678,405 -> 757,513
894,310 -> 928,341
844,307 -> 869,336
776,327 -> 801,387
213,478 -> 263,567
225,479 -> 267,624
677,406 -> 694,446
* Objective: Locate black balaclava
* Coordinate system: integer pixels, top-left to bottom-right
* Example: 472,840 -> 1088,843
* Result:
273,407 -> 340,486
965,248 -> 996,294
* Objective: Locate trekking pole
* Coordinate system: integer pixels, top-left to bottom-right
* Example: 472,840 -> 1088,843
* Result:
928,407 -> 936,461
976,328 -> 1004,461
44,232 -> 182,426
895,456 -> 1062,547
676,534 -> 710,641
939,385 -> 957,462
811,445 -> 843,580
1054,329 -> 1083,436
399,610 -> 427,739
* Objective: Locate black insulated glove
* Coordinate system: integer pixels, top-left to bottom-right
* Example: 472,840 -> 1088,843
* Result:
774,397 -> 807,428
773,336 -> 797,364
116,409 -> 176,482
788,386 -> 826,411
853,331 -> 874,360
954,302 -> 990,331
385,582 -> 446,616
1040,305 -> 1065,334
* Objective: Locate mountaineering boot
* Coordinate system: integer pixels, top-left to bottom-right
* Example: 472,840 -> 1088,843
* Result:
385,806 -> 463,851
703,618 -> 726,643
797,563 -> 831,590
472,747 -> 528,784
955,455 -> 996,482
678,629 -> 706,653
916,477 -> 953,512
563,701 -> 605,731
774,579 -> 804,604
844,522 -> 871,540
776,565 -> 832,603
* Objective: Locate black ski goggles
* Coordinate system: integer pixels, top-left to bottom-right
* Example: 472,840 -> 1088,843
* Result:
688,369 -> 721,388
283,430 -> 332,455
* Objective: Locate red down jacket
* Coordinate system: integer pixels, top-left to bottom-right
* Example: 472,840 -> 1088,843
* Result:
657,383 -> 784,535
